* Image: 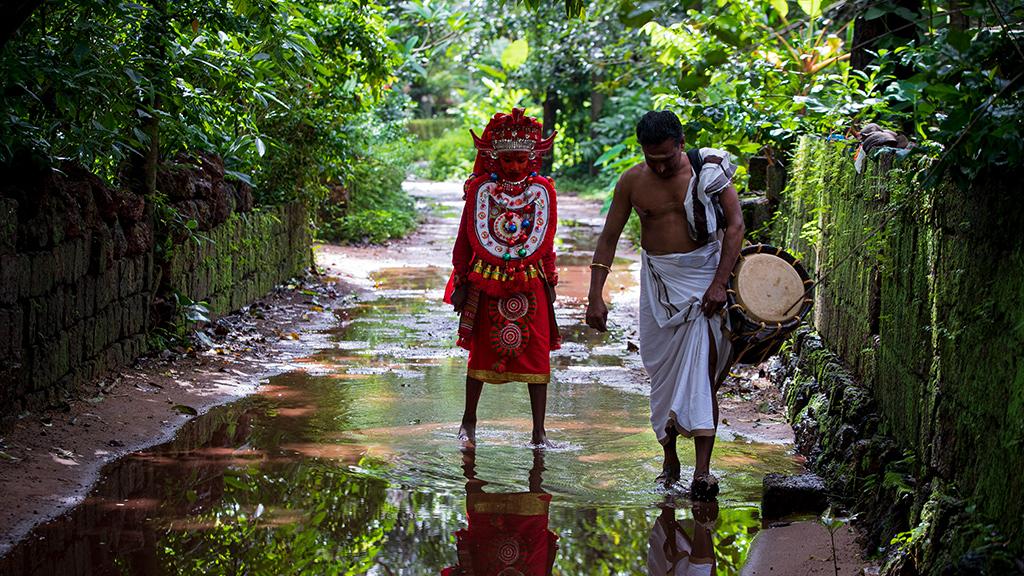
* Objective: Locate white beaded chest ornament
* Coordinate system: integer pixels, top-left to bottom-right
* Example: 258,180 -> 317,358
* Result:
474,181 -> 550,262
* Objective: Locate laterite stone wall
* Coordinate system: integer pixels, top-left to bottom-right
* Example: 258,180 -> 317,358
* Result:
165,203 -> 310,317
0,162 -> 311,424
0,167 -> 154,417
772,138 -> 1024,573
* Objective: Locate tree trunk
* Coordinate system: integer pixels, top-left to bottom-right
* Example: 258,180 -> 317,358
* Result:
134,0 -> 169,196
947,1 -> 969,31
542,87 -> 558,175
850,0 -> 922,78
589,75 -> 605,177
0,0 -> 46,50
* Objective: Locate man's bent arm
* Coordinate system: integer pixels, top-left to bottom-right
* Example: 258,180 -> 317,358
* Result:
712,184 -> 745,288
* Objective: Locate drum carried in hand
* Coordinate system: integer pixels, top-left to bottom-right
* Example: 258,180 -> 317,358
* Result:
726,244 -> 813,365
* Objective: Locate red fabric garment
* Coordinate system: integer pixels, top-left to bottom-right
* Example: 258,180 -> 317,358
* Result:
466,284 -> 552,384
448,176 -> 561,381
441,492 -> 559,576
444,198 -> 475,305
447,107 -> 560,383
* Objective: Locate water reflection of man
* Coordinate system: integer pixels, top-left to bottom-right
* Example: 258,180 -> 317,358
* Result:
648,499 -> 718,576
442,450 -> 559,576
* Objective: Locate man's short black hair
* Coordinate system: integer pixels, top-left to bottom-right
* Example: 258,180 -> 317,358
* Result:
636,110 -> 684,146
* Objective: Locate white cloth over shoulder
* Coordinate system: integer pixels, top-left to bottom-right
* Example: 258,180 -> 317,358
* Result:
683,147 -> 737,243
640,241 -> 732,442
647,517 -> 714,576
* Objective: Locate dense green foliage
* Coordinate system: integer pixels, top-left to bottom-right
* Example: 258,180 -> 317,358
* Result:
412,128 -> 475,182
317,139 -> 415,244
405,0 -> 1023,192
0,0 -> 418,244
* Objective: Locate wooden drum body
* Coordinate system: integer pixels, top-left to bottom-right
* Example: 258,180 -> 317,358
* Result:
726,244 -> 813,365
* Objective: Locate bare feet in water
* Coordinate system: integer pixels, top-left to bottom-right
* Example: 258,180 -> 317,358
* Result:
531,429 -> 556,449
657,460 -> 682,486
458,421 -> 476,448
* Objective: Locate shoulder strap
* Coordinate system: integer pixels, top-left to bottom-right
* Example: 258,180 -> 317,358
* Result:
686,149 -> 702,189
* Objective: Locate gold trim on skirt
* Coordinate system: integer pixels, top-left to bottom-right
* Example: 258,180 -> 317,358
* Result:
468,369 -> 551,384
468,492 -> 551,516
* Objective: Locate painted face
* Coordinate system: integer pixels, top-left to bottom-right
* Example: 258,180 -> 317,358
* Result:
497,151 -> 532,181
641,138 -> 683,179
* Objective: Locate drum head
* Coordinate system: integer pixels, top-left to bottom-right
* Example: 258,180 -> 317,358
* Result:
734,253 -> 805,323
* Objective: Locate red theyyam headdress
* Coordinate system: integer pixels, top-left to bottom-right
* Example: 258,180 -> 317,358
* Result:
471,108 -> 555,156
468,108 -> 555,176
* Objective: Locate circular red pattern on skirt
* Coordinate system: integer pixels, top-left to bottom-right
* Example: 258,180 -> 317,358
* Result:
498,293 -> 529,321
496,538 -> 521,565
498,323 -> 523,351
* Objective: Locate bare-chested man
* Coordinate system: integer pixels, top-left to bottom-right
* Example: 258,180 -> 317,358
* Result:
585,110 -> 744,499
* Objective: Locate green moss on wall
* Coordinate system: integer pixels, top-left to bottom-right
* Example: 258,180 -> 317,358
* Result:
166,203 -> 311,318
773,137 -> 1024,574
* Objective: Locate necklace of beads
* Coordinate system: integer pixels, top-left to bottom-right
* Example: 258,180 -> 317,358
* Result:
487,172 -> 542,259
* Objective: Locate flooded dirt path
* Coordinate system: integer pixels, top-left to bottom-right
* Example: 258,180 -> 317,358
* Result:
0,180 -> 862,575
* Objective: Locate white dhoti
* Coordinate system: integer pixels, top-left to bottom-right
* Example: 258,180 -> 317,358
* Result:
640,241 -> 732,444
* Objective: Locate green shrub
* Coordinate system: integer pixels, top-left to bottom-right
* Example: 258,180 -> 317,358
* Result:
553,175 -> 612,200
407,117 -> 461,141
423,129 -> 475,181
317,142 -> 417,244
325,209 -> 416,244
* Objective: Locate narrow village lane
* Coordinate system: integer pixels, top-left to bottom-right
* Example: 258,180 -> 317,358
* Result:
1,179 -> 868,575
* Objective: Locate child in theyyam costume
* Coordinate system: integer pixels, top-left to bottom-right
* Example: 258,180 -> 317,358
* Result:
445,108 -> 560,448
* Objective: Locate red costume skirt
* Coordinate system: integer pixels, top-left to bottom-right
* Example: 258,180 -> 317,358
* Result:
461,283 -> 555,385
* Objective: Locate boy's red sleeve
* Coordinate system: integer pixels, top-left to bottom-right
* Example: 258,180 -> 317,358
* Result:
452,199 -> 473,278
540,183 -> 558,285
541,249 -> 558,286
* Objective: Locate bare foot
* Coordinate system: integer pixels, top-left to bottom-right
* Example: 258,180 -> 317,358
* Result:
530,430 -> 556,449
657,460 -> 681,486
458,422 -> 476,448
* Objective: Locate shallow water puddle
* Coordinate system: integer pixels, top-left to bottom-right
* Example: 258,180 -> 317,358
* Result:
0,193 -> 804,575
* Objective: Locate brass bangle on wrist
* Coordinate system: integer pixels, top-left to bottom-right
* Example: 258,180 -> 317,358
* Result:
589,262 -> 612,272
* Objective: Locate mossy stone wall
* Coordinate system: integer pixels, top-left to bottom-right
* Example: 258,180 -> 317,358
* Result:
1,184 -> 310,424
166,202 -> 311,317
773,137 -> 1024,572
0,178 -> 154,420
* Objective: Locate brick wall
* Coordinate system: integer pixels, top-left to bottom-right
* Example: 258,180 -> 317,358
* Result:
0,162 -> 310,423
772,137 -> 1024,572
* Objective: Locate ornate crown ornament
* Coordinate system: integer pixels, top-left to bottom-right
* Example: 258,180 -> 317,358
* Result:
471,108 -> 556,158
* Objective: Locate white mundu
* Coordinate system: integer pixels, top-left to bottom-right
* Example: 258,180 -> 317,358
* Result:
639,240 -> 732,443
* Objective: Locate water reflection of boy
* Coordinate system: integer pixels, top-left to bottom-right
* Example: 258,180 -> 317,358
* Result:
648,500 -> 718,576
442,450 -> 559,576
